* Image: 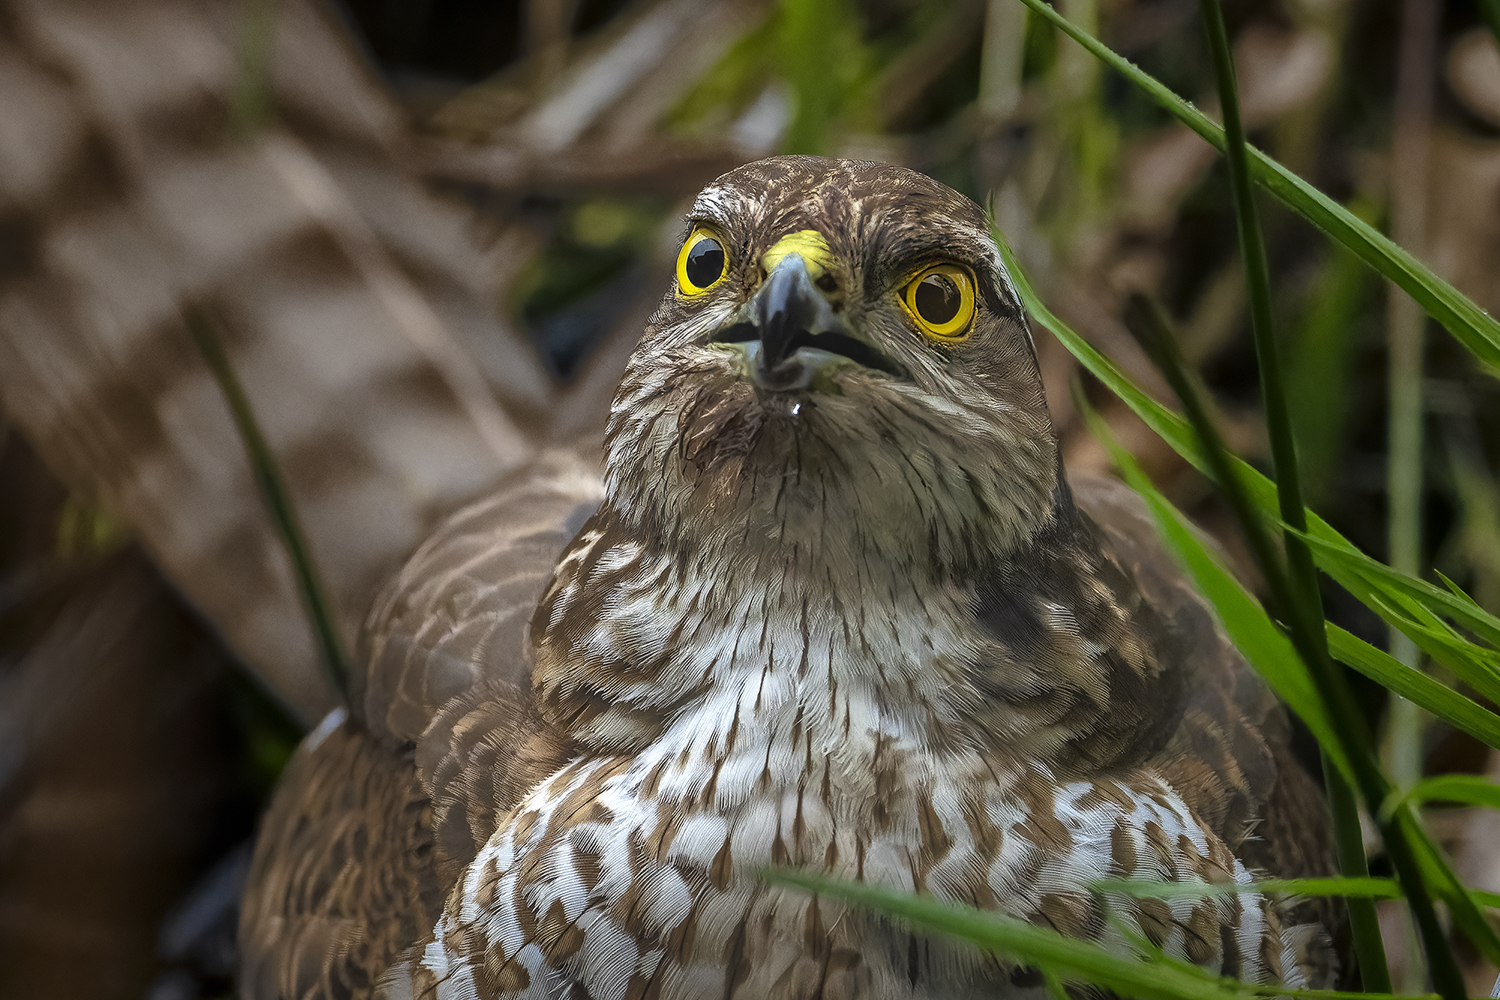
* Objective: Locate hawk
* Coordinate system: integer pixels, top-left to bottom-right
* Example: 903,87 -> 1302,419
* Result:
238,156 -> 1339,999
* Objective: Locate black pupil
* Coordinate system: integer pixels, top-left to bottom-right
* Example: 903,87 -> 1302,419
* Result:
914,274 -> 962,325
685,237 -> 725,288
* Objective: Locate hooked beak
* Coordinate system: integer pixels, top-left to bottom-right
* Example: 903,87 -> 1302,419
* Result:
710,255 -> 904,390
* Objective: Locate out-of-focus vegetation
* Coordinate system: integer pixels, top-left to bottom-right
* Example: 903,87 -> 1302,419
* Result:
6,0 -> 1500,996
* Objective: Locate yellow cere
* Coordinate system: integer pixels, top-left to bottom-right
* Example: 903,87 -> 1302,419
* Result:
901,263 -> 976,342
761,230 -> 837,280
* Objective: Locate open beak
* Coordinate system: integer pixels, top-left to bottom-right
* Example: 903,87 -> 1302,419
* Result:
710,255 -> 904,390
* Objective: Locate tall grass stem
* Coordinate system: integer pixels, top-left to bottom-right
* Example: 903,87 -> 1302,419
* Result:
1124,292 -> 1461,998
184,306 -> 350,698
1324,757 -> 1391,992
1194,0 -> 1316,640
1193,5 -> 1392,986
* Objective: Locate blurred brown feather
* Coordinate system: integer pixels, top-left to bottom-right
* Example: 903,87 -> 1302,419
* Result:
0,0 -> 558,722
0,547 -> 235,999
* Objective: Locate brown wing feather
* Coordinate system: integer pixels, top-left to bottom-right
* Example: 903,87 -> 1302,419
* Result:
354,447 -> 603,749
238,448 -> 602,999
237,716 -> 442,1000
1071,473 -> 1334,875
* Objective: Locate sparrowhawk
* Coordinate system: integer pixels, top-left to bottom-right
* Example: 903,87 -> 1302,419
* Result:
238,155 -> 1339,1000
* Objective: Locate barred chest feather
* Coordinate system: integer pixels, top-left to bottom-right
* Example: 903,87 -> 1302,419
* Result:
400,522 -> 1309,1000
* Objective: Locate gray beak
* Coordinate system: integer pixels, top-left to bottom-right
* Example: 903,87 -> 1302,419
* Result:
711,255 -> 904,390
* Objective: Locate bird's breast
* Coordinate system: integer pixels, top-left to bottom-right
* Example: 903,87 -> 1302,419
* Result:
424,717 -> 1269,1000
534,529 -> 992,756
440,733 -> 1020,998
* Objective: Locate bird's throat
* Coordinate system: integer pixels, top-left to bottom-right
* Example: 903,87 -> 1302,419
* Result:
531,507 -> 983,769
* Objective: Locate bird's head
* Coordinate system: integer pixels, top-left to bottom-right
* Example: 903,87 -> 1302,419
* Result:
605,156 -> 1061,575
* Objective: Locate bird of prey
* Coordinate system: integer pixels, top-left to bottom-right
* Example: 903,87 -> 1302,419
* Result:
239,155 -> 1339,1000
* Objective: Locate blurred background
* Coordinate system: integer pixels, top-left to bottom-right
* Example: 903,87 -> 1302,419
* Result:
1,0 -> 1499,995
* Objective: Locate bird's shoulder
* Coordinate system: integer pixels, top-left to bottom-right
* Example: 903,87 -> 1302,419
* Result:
352,446 -> 604,749
1066,473 -> 1332,877
355,445 -> 603,877
239,448 -> 601,1000
237,711 -> 442,1000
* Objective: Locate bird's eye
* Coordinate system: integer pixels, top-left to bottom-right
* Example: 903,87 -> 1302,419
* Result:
901,264 -> 976,342
677,229 -> 728,296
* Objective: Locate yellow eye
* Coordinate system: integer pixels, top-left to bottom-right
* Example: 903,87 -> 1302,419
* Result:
901,263 -> 976,342
676,228 -> 728,296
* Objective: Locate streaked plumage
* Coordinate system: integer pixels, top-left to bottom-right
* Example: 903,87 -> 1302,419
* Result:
0,0 -> 552,724
240,156 -> 1338,999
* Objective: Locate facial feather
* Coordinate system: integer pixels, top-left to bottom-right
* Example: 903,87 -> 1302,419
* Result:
604,156 -> 1057,580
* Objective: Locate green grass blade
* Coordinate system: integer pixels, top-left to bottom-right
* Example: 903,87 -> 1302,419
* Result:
1323,760 -> 1389,996
998,235 -> 1500,971
765,870 -> 1258,1000
1404,774 -> 1500,810
1094,876 -> 1500,922
1077,293 -> 1480,991
1091,877 -> 1404,901
1086,392 -> 1499,979
1298,533 -> 1500,653
1326,575 -> 1500,707
1436,570 -> 1479,602
1195,0 -> 1318,608
1399,806 -> 1500,974
996,233 -> 1500,693
1011,0 -> 1500,374
1095,875 -> 1500,919
1327,623 -> 1500,750
1088,288 -> 1393,988
765,870 -> 1440,1000
184,306 -> 350,697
